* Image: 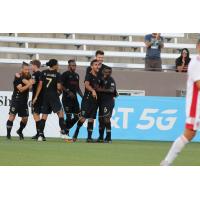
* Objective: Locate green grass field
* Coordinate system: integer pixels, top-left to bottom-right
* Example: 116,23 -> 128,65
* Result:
0,136 -> 200,166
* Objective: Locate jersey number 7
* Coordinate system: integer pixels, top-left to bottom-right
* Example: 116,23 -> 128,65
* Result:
46,77 -> 52,88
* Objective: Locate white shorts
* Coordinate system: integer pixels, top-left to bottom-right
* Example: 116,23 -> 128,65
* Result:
185,83 -> 200,131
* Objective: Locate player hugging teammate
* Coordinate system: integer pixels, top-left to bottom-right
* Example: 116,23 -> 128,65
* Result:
6,51 -> 117,142
72,50 -> 117,143
6,62 -> 33,140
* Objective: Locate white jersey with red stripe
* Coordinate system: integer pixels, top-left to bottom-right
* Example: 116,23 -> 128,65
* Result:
186,55 -> 200,130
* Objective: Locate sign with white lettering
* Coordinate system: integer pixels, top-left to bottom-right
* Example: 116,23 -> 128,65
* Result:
1,91 -> 198,142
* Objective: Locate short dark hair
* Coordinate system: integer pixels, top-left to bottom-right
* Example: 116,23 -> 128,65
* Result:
90,59 -> 98,67
104,66 -> 112,72
46,59 -> 58,68
68,59 -> 76,65
22,61 -> 29,68
95,50 -> 104,56
31,59 -> 41,68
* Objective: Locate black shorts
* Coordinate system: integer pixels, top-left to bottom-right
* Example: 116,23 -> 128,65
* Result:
31,99 -> 43,114
81,96 -> 98,119
42,95 -> 62,114
99,98 -> 115,118
62,96 -> 80,115
9,100 -> 29,117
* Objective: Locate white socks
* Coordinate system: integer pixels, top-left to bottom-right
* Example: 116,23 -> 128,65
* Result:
163,135 -> 189,166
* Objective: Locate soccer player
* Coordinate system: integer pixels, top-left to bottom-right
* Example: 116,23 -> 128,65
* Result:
73,59 -> 100,142
61,59 -> 83,135
32,59 -> 70,141
30,60 -> 43,139
85,50 -> 112,142
86,50 -> 108,78
160,39 -> 200,166
6,62 -> 33,140
96,67 -> 117,143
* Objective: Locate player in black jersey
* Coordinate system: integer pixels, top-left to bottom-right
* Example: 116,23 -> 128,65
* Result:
85,50 -> 114,142
6,62 -> 33,140
96,67 -> 117,143
73,59 -> 100,142
61,59 -> 83,135
30,60 -> 43,139
85,50 -> 108,79
32,59 -> 70,141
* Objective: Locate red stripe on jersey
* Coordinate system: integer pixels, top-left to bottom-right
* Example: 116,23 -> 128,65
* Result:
190,83 -> 198,117
185,123 -> 194,130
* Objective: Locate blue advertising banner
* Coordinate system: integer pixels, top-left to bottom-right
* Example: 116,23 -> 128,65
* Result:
2,91 -> 199,142
74,96 -> 200,142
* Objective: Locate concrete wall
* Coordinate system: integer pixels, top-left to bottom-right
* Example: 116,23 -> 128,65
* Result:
0,64 -> 187,97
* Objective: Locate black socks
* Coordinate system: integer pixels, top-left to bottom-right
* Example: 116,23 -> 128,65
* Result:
6,120 -> 13,137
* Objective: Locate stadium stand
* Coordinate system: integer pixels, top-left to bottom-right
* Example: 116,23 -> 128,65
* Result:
0,33 -> 198,70
0,33 -> 198,96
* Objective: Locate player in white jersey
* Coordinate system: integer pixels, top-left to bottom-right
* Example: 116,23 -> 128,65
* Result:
160,39 -> 200,166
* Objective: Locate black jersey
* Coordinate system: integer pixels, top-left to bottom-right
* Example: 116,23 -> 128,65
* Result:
99,76 -> 116,102
32,71 -> 43,100
86,63 -> 108,79
11,75 -> 30,102
84,72 -> 100,98
61,71 -> 80,96
40,69 -> 61,96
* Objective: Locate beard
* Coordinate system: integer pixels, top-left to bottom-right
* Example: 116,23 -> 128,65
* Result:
21,72 -> 31,79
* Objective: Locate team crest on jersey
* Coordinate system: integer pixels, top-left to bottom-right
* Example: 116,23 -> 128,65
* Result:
111,83 -> 115,86
11,107 -> 15,112
104,107 -> 107,113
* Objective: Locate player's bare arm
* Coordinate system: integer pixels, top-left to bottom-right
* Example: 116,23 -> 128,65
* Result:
96,87 -> 115,93
145,40 -> 152,48
85,81 -> 97,99
32,80 -> 42,104
57,83 -> 62,96
17,80 -> 32,93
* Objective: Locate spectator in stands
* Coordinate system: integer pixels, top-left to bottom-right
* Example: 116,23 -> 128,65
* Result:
144,33 -> 164,71
176,48 -> 191,73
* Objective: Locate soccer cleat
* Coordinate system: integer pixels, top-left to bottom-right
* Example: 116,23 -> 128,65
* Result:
32,134 -> 39,140
17,130 -> 24,140
60,130 -> 67,139
160,160 -> 170,166
104,140 -> 112,144
96,138 -> 104,143
72,137 -> 77,142
64,134 -> 73,143
37,134 -> 46,141
6,134 -> 11,140
86,138 -> 94,143
64,134 -> 72,140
